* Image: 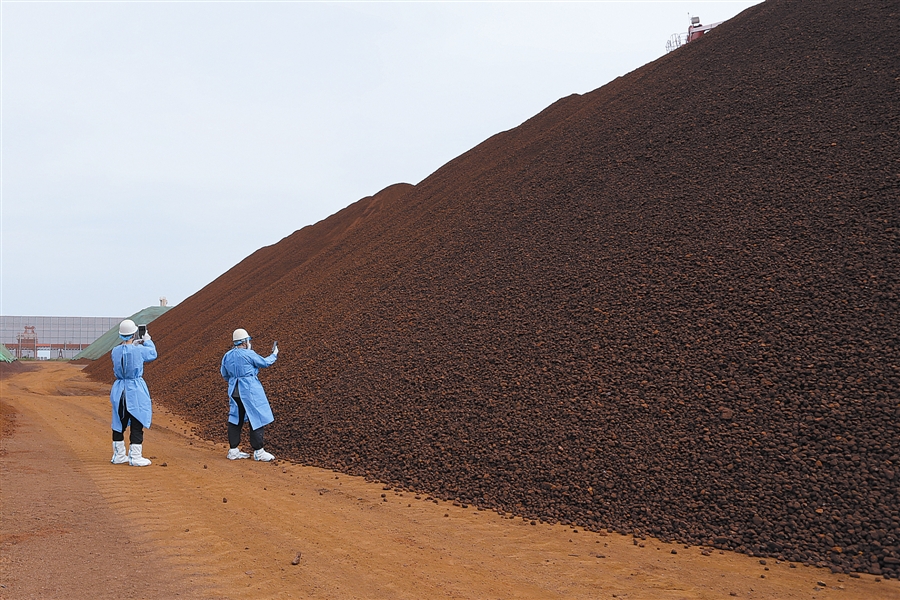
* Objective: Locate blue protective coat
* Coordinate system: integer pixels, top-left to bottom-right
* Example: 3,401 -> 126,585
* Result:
220,347 -> 277,429
110,340 -> 158,431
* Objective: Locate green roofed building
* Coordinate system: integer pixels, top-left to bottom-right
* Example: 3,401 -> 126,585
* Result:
0,344 -> 15,363
73,306 -> 171,360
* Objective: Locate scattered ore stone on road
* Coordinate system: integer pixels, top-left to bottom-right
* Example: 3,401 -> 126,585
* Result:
291,552 -> 302,566
86,0 -> 899,579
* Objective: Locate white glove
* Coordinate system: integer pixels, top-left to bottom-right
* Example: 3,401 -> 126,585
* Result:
142,332 -> 151,342
272,346 -> 279,356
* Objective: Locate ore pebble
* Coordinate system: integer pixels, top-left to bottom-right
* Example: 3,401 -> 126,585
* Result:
291,552 -> 302,565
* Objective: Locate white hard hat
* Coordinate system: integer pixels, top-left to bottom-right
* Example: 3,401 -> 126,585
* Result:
232,328 -> 251,344
119,319 -> 138,336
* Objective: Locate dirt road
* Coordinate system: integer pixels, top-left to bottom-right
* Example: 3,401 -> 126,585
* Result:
2,362 -> 897,599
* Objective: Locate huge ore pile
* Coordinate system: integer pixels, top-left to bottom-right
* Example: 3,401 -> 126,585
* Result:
87,0 -> 899,577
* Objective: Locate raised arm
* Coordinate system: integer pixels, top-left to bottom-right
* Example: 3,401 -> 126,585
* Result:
249,350 -> 277,369
141,339 -> 158,362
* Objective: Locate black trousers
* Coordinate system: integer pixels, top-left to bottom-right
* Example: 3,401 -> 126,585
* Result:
112,391 -> 144,444
228,391 -> 264,450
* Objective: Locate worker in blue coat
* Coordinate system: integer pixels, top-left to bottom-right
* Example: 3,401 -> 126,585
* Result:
110,319 -> 157,467
221,328 -> 278,461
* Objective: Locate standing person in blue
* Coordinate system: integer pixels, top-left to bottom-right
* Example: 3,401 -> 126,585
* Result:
110,319 -> 157,467
221,328 -> 279,462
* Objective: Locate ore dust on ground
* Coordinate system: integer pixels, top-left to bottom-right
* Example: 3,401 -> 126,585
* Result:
2,363 -> 898,600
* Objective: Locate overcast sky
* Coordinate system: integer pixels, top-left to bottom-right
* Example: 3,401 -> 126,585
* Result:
1,1 -> 761,318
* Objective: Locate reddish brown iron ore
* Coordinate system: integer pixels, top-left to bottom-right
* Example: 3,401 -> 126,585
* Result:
86,0 -> 899,577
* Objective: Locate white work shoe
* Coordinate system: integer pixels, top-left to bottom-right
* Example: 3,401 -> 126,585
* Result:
128,444 -> 152,467
253,448 -> 275,462
227,448 -> 251,460
111,441 -> 128,464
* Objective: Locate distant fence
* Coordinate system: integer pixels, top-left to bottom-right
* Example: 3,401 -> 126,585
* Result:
1,316 -> 121,360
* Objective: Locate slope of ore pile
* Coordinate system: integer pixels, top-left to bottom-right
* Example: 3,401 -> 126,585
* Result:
86,0 -> 899,577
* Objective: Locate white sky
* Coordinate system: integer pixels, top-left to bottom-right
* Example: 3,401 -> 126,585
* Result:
1,1 -> 761,318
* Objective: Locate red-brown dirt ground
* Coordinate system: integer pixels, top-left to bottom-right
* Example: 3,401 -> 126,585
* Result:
4,362 -> 900,599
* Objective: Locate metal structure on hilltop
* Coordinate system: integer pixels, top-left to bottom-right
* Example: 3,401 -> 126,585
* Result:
666,16 -> 723,53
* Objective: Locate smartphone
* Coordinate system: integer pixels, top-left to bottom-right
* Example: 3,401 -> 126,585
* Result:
138,324 -> 147,338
